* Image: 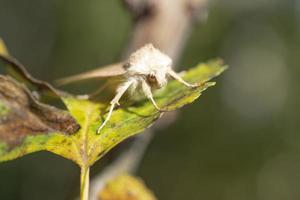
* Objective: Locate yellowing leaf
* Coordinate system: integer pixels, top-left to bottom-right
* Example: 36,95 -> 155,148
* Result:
0,39 -> 9,56
98,174 -> 157,200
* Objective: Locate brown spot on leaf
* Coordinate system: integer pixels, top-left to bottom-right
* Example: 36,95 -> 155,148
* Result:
0,75 -> 80,148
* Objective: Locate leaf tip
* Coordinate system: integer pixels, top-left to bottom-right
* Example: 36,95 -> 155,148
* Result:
0,38 -> 9,56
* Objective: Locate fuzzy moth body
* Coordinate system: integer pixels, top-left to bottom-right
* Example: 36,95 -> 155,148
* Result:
56,44 -> 198,134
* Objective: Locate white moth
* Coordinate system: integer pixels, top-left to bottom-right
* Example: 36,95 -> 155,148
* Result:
56,44 -> 198,134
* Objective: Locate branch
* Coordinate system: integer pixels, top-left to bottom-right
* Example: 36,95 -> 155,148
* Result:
122,0 -> 149,18
124,0 -> 209,62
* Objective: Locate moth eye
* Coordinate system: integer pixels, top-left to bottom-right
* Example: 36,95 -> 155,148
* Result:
147,73 -> 157,83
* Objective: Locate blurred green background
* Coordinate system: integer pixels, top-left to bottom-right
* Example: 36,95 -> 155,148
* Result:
0,0 -> 299,199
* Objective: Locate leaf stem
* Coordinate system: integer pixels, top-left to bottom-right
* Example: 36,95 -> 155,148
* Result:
80,166 -> 90,200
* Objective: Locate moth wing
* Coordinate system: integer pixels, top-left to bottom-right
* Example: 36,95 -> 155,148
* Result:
55,62 -> 126,86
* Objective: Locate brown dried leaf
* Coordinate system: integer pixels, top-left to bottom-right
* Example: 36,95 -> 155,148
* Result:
0,75 -> 79,154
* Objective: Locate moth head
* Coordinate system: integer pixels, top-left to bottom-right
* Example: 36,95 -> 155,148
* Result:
145,71 -> 166,89
128,43 -> 172,88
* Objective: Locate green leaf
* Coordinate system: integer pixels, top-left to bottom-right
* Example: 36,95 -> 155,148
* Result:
0,38 -> 227,167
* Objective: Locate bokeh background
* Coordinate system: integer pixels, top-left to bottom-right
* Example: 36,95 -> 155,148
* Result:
0,0 -> 300,199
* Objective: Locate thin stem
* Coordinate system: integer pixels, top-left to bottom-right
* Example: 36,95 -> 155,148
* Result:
80,166 -> 90,200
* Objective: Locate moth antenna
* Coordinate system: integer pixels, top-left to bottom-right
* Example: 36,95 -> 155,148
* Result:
55,75 -> 86,86
88,81 -> 110,99
54,62 -> 126,86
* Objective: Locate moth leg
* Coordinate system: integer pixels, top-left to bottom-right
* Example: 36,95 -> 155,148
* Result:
142,80 -> 167,112
168,69 -> 198,88
97,103 -> 116,134
97,80 -> 133,134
